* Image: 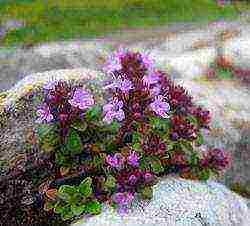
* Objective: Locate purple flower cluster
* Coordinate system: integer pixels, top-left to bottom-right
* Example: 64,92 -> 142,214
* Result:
103,98 -> 125,124
112,192 -> 134,214
106,151 -> 140,169
68,88 -> 94,110
199,148 -> 231,171
36,80 -> 95,143
102,48 -> 171,126
170,115 -> 197,141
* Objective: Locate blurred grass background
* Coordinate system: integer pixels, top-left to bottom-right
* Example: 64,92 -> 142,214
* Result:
0,0 -> 249,47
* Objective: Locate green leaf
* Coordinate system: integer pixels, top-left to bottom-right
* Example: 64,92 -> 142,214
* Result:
107,121 -> 120,134
79,177 -> 92,197
55,151 -> 72,167
37,124 -> 56,141
44,201 -> 56,211
150,158 -> 164,174
217,68 -> 233,80
58,185 -> 78,202
61,208 -> 74,221
180,140 -> 194,153
132,132 -> 140,143
71,120 -> 88,132
66,129 -> 82,154
104,175 -> 116,189
105,141 -> 118,153
37,124 -> 59,150
139,186 -> 153,200
85,105 -> 102,121
85,200 -> 101,215
132,143 -> 142,152
71,204 -> 86,216
54,202 -> 69,214
189,152 -> 199,166
195,132 -> 204,147
149,117 -> 170,135
139,157 -> 151,171
197,168 -> 210,181
186,116 -> 199,127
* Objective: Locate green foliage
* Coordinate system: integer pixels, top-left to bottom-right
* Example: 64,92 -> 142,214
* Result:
104,175 -> 116,190
65,129 -> 82,155
195,132 -> 204,147
48,177 -> 101,221
140,156 -> 165,174
79,177 -> 92,197
139,186 -> 153,200
37,124 -> 59,152
217,68 -> 234,80
197,168 -> 210,181
180,139 -> 194,153
139,156 -> 151,172
55,147 -> 72,167
149,157 -> 165,174
132,132 -> 141,144
85,105 -> 102,122
71,120 -> 87,132
188,152 -> 199,167
84,200 -> 102,215
186,115 -> 199,127
149,117 -> 170,137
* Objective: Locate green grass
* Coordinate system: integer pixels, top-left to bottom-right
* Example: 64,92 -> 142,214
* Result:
0,0 -> 245,47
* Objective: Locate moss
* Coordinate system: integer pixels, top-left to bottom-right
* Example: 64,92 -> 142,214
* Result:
230,183 -> 250,199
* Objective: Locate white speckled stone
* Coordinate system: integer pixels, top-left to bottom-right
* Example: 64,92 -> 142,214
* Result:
72,176 -> 250,226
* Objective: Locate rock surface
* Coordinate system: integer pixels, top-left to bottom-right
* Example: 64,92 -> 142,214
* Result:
72,176 -> 250,226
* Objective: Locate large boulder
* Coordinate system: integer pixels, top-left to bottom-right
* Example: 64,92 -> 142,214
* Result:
72,176 -> 250,226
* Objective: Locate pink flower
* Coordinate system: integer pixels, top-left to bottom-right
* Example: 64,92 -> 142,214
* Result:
149,95 -> 170,118
113,192 -> 134,206
144,172 -> 154,183
150,85 -> 161,97
103,47 -> 127,74
127,151 -> 140,167
143,70 -> 159,86
140,53 -> 154,69
36,103 -> 54,123
104,78 -> 134,94
128,175 -> 138,185
103,98 -> 125,124
106,153 -> 125,169
68,88 -> 94,110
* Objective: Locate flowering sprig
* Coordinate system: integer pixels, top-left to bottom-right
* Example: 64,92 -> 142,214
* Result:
30,49 -> 233,224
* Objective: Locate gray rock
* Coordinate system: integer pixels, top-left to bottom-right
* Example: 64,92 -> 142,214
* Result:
0,41 -> 112,92
224,36 -> 250,70
72,176 -> 250,226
